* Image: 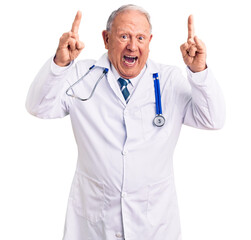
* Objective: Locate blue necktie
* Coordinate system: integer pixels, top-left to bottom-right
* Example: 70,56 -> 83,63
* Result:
118,78 -> 130,103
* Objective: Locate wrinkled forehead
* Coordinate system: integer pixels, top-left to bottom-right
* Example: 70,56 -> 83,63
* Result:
111,10 -> 151,34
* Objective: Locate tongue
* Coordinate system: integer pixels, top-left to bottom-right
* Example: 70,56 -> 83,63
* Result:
125,56 -> 135,63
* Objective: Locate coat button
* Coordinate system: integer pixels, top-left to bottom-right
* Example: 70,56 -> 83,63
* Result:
121,192 -> 127,198
122,149 -> 128,156
115,232 -> 123,238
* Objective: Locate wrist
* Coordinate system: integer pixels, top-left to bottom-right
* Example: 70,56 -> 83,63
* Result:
189,64 -> 207,73
53,55 -> 71,67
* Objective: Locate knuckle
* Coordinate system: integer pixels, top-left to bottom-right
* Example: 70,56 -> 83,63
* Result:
60,32 -> 70,41
72,32 -> 79,38
59,36 -> 65,42
69,38 -> 76,44
180,43 -> 186,50
63,32 -> 70,37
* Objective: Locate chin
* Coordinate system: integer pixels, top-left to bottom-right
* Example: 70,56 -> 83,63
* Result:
120,66 -> 142,79
121,71 -> 138,79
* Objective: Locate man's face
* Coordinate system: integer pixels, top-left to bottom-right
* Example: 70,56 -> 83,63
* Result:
102,10 -> 152,79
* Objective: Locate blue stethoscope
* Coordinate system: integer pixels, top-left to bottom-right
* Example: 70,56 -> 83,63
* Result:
66,66 -> 165,127
153,73 -> 165,127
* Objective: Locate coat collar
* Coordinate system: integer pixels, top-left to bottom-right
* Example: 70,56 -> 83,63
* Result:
95,53 -> 161,106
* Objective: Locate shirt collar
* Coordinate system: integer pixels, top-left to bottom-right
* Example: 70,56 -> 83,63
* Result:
110,63 -> 146,87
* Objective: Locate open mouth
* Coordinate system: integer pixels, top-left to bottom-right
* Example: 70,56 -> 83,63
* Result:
123,55 -> 138,66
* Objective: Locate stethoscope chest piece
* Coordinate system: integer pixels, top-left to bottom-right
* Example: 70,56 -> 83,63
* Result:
153,114 -> 165,127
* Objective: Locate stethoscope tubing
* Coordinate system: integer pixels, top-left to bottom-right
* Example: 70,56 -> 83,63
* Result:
66,65 -> 108,101
66,65 -> 165,127
153,73 -> 165,127
153,73 -> 163,115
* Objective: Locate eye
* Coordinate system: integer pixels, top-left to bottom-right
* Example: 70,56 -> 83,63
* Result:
121,35 -> 128,40
138,36 -> 144,41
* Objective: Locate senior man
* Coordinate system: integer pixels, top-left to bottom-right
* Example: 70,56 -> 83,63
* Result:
26,4 -> 225,240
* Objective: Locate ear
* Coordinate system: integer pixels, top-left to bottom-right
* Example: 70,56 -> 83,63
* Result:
149,34 -> 153,43
102,30 -> 109,49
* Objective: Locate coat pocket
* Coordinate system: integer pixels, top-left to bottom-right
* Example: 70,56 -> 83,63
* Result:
147,175 -> 177,226
71,172 -> 106,223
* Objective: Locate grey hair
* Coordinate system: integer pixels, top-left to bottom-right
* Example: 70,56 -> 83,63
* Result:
106,4 -> 152,33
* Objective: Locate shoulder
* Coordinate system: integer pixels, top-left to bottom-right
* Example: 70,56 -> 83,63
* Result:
74,53 -> 110,75
147,58 -> 183,81
75,59 -> 97,74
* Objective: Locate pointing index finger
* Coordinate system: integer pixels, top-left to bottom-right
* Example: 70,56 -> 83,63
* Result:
71,11 -> 82,33
187,15 -> 195,41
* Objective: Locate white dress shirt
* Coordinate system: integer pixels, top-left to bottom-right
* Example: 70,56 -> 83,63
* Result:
111,63 -> 146,98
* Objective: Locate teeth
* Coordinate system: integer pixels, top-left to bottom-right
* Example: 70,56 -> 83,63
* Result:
125,56 -> 137,59
123,55 -> 138,65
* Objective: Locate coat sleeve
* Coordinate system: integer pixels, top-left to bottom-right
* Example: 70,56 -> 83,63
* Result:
173,67 -> 226,130
25,57 -> 74,119
183,67 -> 225,129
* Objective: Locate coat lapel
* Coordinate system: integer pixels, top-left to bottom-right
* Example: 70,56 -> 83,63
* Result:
95,53 -> 126,106
127,59 -> 161,105
95,54 -> 161,107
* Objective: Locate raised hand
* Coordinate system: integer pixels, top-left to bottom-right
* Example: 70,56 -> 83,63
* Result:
180,15 -> 207,72
54,11 -> 85,66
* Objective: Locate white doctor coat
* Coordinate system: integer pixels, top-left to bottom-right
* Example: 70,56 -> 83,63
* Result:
26,53 -> 225,240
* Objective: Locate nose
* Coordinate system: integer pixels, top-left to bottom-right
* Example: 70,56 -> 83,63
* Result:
127,38 -> 138,52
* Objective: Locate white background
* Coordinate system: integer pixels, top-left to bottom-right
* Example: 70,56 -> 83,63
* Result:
1,0 -> 250,239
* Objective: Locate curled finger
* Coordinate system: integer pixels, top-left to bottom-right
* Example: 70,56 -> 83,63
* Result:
59,32 -> 72,48
68,38 -> 77,51
194,36 -> 206,53
188,45 -> 197,57
180,42 -> 189,57
76,40 -> 85,50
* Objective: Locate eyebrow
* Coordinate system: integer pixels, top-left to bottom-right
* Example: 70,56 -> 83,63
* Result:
116,28 -> 150,35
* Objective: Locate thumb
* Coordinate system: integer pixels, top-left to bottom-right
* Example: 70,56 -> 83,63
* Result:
76,40 -> 85,50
